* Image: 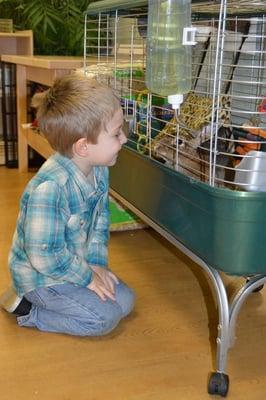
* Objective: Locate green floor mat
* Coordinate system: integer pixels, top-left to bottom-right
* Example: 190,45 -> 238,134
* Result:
109,196 -> 145,231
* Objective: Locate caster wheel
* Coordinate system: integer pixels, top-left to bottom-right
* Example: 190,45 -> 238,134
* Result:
252,284 -> 264,293
208,372 -> 229,397
246,278 -> 264,293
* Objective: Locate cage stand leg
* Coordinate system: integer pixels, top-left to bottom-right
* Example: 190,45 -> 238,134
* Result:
197,267 -> 266,397
198,264 -> 230,397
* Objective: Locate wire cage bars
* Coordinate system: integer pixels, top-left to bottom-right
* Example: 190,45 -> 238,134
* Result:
83,0 -> 266,191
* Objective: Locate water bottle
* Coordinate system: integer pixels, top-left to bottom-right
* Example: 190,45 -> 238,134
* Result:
145,0 -> 195,109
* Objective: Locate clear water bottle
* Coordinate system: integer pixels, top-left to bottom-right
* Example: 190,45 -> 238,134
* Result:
145,0 -> 195,109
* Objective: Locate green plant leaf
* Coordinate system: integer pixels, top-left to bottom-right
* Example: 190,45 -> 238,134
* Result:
0,0 -> 89,55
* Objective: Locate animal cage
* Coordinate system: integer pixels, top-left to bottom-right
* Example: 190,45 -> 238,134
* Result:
83,0 -> 266,396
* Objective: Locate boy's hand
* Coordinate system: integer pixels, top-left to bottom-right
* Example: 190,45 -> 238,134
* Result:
87,266 -> 119,301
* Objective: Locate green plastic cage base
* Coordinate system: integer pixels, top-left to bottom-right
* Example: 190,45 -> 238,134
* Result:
110,146 -> 266,276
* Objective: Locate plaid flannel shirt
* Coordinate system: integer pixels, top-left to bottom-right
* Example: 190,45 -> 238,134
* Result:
9,153 -> 110,297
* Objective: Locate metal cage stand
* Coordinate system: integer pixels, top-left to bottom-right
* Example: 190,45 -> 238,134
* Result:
110,187 -> 266,397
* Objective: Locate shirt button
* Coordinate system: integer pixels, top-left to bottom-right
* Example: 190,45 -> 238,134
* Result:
42,244 -> 48,250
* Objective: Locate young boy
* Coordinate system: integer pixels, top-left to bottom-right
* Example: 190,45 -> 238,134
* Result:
0,73 -> 135,336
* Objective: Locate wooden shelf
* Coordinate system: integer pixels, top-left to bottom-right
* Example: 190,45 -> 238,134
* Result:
22,128 -> 54,160
0,54 -> 85,171
1,55 -> 84,69
0,30 -> 33,57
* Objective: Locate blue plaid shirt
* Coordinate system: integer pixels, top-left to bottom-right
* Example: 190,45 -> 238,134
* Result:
9,153 -> 110,297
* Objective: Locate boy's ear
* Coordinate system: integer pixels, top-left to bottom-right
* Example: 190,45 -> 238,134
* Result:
73,138 -> 89,157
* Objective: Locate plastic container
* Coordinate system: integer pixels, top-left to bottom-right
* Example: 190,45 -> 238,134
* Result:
234,150 -> 266,192
145,0 -> 194,107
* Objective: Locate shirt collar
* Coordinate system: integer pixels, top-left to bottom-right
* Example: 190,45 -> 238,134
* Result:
51,153 -> 106,198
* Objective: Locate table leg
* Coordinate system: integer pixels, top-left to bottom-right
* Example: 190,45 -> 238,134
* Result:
16,64 -> 28,172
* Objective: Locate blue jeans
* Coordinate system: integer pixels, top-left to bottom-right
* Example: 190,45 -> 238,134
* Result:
17,280 -> 135,336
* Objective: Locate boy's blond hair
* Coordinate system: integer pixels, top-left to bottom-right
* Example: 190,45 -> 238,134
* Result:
31,73 -> 121,156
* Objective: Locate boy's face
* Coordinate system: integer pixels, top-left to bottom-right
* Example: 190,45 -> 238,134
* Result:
88,108 -> 127,167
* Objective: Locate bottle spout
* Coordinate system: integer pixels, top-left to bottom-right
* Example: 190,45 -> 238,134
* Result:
168,94 -> 184,110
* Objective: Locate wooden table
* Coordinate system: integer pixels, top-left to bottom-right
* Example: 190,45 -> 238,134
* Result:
1,55 -> 84,172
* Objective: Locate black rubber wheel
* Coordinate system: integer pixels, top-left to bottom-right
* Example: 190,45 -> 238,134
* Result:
252,284 -> 264,293
246,278 -> 264,293
208,372 -> 229,397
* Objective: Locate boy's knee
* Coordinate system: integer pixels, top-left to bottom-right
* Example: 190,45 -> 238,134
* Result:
125,288 -> 135,316
88,288 -> 135,335
77,309 -> 121,337
117,284 -> 135,317
85,318 -> 119,336
99,315 -> 121,335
